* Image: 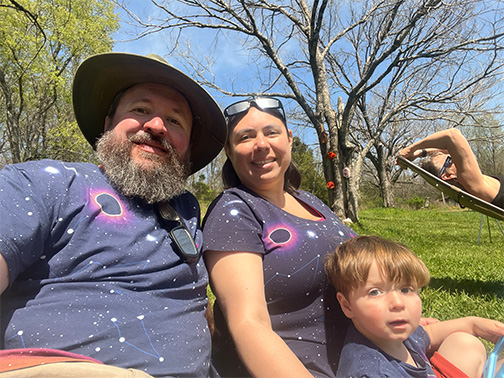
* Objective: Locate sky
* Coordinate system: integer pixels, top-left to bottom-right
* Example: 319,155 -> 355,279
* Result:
112,1 -> 254,106
112,1 -> 163,54
110,0 -> 320,146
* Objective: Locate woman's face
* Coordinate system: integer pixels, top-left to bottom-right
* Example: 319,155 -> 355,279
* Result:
226,107 -> 292,193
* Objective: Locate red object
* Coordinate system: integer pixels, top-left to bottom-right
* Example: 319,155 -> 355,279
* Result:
0,348 -> 103,373
430,351 -> 469,378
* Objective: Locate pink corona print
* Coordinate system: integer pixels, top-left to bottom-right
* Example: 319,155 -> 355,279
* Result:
265,224 -> 297,250
91,189 -> 128,221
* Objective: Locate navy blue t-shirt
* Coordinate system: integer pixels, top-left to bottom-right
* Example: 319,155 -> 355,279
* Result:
0,160 -> 212,378
203,185 -> 356,378
337,324 -> 437,378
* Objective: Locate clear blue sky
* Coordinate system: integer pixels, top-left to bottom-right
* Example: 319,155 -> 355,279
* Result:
112,1 -> 253,106
110,1 -> 320,147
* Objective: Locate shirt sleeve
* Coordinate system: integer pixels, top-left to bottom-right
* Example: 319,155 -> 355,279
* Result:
202,191 -> 266,254
0,164 -> 54,285
410,325 -> 431,353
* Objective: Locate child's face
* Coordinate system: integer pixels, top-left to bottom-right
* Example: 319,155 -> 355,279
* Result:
337,259 -> 422,350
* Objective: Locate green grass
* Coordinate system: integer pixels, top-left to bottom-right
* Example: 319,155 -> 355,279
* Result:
352,208 -> 504,322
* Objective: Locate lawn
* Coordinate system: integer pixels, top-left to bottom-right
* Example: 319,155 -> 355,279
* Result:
351,207 -> 504,322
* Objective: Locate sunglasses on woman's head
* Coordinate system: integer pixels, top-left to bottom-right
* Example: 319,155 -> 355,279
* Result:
439,155 -> 453,178
224,97 -> 286,122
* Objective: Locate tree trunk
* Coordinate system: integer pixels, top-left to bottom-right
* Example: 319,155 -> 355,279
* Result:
378,155 -> 396,208
381,175 -> 396,208
346,175 -> 359,222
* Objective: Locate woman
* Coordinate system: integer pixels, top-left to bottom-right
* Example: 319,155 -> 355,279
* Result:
397,128 -> 503,208
202,97 -> 356,377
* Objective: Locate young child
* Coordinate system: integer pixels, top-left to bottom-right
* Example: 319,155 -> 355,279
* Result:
324,235 -> 504,378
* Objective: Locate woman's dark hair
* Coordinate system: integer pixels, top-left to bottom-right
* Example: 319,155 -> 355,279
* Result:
420,152 -> 463,189
419,153 -> 442,177
222,108 -> 301,195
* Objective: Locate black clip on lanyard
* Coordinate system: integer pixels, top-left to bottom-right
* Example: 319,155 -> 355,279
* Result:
157,201 -> 200,263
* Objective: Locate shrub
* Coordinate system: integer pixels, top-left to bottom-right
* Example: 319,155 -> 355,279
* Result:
406,196 -> 425,209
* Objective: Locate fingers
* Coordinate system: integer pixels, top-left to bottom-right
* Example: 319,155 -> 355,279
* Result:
420,317 -> 440,326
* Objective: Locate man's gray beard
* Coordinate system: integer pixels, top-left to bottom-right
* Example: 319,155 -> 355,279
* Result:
96,131 -> 191,204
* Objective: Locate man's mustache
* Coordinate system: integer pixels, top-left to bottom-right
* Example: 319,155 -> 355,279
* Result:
127,132 -> 178,156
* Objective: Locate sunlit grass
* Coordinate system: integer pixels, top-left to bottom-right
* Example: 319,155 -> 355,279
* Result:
352,208 -> 504,323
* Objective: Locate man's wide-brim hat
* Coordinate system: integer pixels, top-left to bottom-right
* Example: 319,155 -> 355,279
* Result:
72,52 -> 226,174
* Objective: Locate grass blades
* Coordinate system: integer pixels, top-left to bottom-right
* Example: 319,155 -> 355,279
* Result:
352,208 -> 504,322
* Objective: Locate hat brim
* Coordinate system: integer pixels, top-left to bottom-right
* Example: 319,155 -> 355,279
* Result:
72,53 -> 226,174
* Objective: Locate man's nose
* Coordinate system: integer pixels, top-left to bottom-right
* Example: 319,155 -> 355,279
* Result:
143,116 -> 167,137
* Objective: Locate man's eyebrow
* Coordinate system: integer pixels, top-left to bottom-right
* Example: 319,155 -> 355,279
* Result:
131,98 -> 189,116
128,97 -> 152,106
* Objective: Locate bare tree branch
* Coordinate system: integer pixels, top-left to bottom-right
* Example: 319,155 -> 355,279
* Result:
122,0 -> 504,219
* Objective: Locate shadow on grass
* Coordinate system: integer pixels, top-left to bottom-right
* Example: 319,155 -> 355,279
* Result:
429,277 -> 504,299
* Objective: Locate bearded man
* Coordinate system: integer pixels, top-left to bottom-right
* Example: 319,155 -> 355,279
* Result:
0,53 -> 226,378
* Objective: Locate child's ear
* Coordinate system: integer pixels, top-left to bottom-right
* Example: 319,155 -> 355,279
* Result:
336,292 -> 354,319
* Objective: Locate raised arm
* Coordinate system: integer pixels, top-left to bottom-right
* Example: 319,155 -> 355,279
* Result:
399,129 -> 461,160
0,253 -> 9,294
425,316 -> 504,354
398,129 -> 499,202
205,250 -> 313,378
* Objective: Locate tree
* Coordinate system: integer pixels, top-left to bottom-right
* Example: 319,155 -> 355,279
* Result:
187,150 -> 227,204
123,0 -> 504,220
291,136 -> 328,204
460,115 -> 504,176
188,174 -> 220,203
0,0 -> 120,165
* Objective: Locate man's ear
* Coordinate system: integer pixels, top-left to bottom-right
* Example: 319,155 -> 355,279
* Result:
336,292 -> 354,319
